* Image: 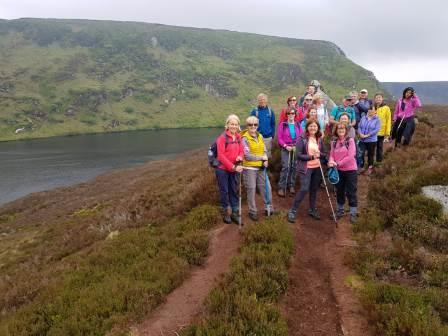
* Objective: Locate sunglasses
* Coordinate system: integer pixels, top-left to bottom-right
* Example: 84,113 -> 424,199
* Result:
247,123 -> 258,127
290,98 -> 297,101
286,112 -> 295,115
305,99 -> 313,101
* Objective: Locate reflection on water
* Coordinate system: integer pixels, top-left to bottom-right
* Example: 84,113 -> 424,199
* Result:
0,128 -> 220,205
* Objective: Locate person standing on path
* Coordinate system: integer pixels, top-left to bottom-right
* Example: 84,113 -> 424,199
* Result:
357,108 -> 381,175
277,108 -> 302,197
241,116 -> 274,221
250,93 -> 276,158
299,84 -> 317,106
279,96 -> 304,123
215,114 -> 244,224
338,112 -> 356,139
287,120 -> 326,223
356,89 -> 372,121
328,123 -> 358,223
330,95 -> 356,128
313,93 -> 329,132
373,93 -> 391,163
349,91 -> 361,129
392,87 -> 422,147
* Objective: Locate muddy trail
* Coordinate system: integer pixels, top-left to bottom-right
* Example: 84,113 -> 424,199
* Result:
277,177 -> 373,336
133,173 -> 373,336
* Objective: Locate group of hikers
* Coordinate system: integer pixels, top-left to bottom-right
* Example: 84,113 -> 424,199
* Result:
211,81 -> 422,225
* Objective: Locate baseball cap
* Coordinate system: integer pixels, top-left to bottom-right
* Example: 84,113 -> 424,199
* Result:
360,89 -> 368,94
344,95 -> 352,100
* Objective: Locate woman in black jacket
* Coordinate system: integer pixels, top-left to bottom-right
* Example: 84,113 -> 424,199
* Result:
287,120 -> 326,223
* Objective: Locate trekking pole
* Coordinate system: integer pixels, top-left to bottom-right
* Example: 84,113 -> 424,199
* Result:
238,171 -> 242,229
318,160 -> 338,227
264,165 -> 271,216
284,148 -> 292,196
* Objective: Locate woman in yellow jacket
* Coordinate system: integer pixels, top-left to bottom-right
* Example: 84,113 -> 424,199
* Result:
241,116 -> 274,221
373,93 -> 391,163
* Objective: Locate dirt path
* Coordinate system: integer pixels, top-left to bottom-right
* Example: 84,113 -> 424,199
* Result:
130,172 -> 373,336
130,221 -> 242,336
279,177 -> 373,336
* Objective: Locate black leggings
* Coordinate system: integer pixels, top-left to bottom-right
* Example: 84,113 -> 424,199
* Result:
393,117 -> 415,146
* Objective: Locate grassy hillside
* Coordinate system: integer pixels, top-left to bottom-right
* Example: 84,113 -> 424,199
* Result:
382,81 -> 448,104
349,107 -> 448,335
0,18 -> 383,141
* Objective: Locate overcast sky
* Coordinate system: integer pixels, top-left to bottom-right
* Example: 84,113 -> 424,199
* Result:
1,0 -> 446,82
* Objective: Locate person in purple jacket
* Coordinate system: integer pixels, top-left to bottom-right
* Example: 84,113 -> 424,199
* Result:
277,107 -> 303,197
357,108 -> 381,175
392,87 -> 422,147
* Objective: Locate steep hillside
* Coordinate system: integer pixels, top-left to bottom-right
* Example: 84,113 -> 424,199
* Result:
0,18 -> 382,141
382,81 -> 448,104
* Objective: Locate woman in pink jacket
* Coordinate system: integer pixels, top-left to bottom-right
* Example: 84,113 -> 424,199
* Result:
392,87 -> 422,147
215,114 -> 244,224
328,123 -> 358,223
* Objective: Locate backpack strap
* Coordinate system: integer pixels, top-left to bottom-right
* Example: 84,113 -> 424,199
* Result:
255,107 -> 271,119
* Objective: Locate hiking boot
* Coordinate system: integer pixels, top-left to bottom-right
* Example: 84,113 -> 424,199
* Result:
336,209 -> 345,219
287,210 -> 296,223
249,212 -> 258,221
350,214 -> 358,224
221,210 -> 232,224
365,166 -> 374,176
289,187 -> 296,195
264,208 -> 274,217
308,208 -> 321,220
277,189 -> 286,197
230,210 -> 240,224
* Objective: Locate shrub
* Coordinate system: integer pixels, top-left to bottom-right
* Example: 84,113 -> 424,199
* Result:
183,215 -> 294,335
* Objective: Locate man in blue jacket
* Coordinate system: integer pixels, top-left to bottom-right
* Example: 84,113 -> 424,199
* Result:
250,93 -> 276,158
355,89 -> 372,121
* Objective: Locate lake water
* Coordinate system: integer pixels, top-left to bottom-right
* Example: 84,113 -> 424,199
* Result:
0,128 -> 221,206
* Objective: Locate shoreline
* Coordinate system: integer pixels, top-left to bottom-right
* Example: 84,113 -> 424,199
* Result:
0,125 -> 222,143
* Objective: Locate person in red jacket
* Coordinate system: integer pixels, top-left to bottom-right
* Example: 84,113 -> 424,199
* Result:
215,114 -> 244,224
279,96 -> 304,123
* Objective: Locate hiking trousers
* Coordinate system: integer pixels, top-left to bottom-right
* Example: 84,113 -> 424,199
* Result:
376,136 -> 385,162
394,117 -> 415,146
215,168 -> 239,211
358,141 -> 376,168
278,148 -> 297,189
291,167 -> 321,212
335,170 -> 357,209
243,168 -> 273,214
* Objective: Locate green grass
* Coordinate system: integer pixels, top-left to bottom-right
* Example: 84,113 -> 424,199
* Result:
0,18 -> 383,141
0,205 -> 219,335
182,215 -> 294,336
348,114 -> 448,335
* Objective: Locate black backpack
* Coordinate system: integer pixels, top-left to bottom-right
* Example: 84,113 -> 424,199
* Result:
208,133 -> 240,168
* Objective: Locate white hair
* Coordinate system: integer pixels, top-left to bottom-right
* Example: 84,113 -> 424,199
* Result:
257,93 -> 268,101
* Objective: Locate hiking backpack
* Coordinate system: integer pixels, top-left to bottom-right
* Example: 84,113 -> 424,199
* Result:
254,107 -> 272,119
207,133 -> 240,168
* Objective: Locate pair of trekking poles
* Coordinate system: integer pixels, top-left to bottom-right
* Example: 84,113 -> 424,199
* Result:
237,163 -> 272,230
285,147 -> 338,227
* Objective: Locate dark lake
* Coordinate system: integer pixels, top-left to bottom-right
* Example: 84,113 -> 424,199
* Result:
0,128 -> 220,206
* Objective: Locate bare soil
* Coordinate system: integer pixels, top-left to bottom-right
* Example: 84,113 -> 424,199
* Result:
278,176 -> 374,336
130,224 -> 242,336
